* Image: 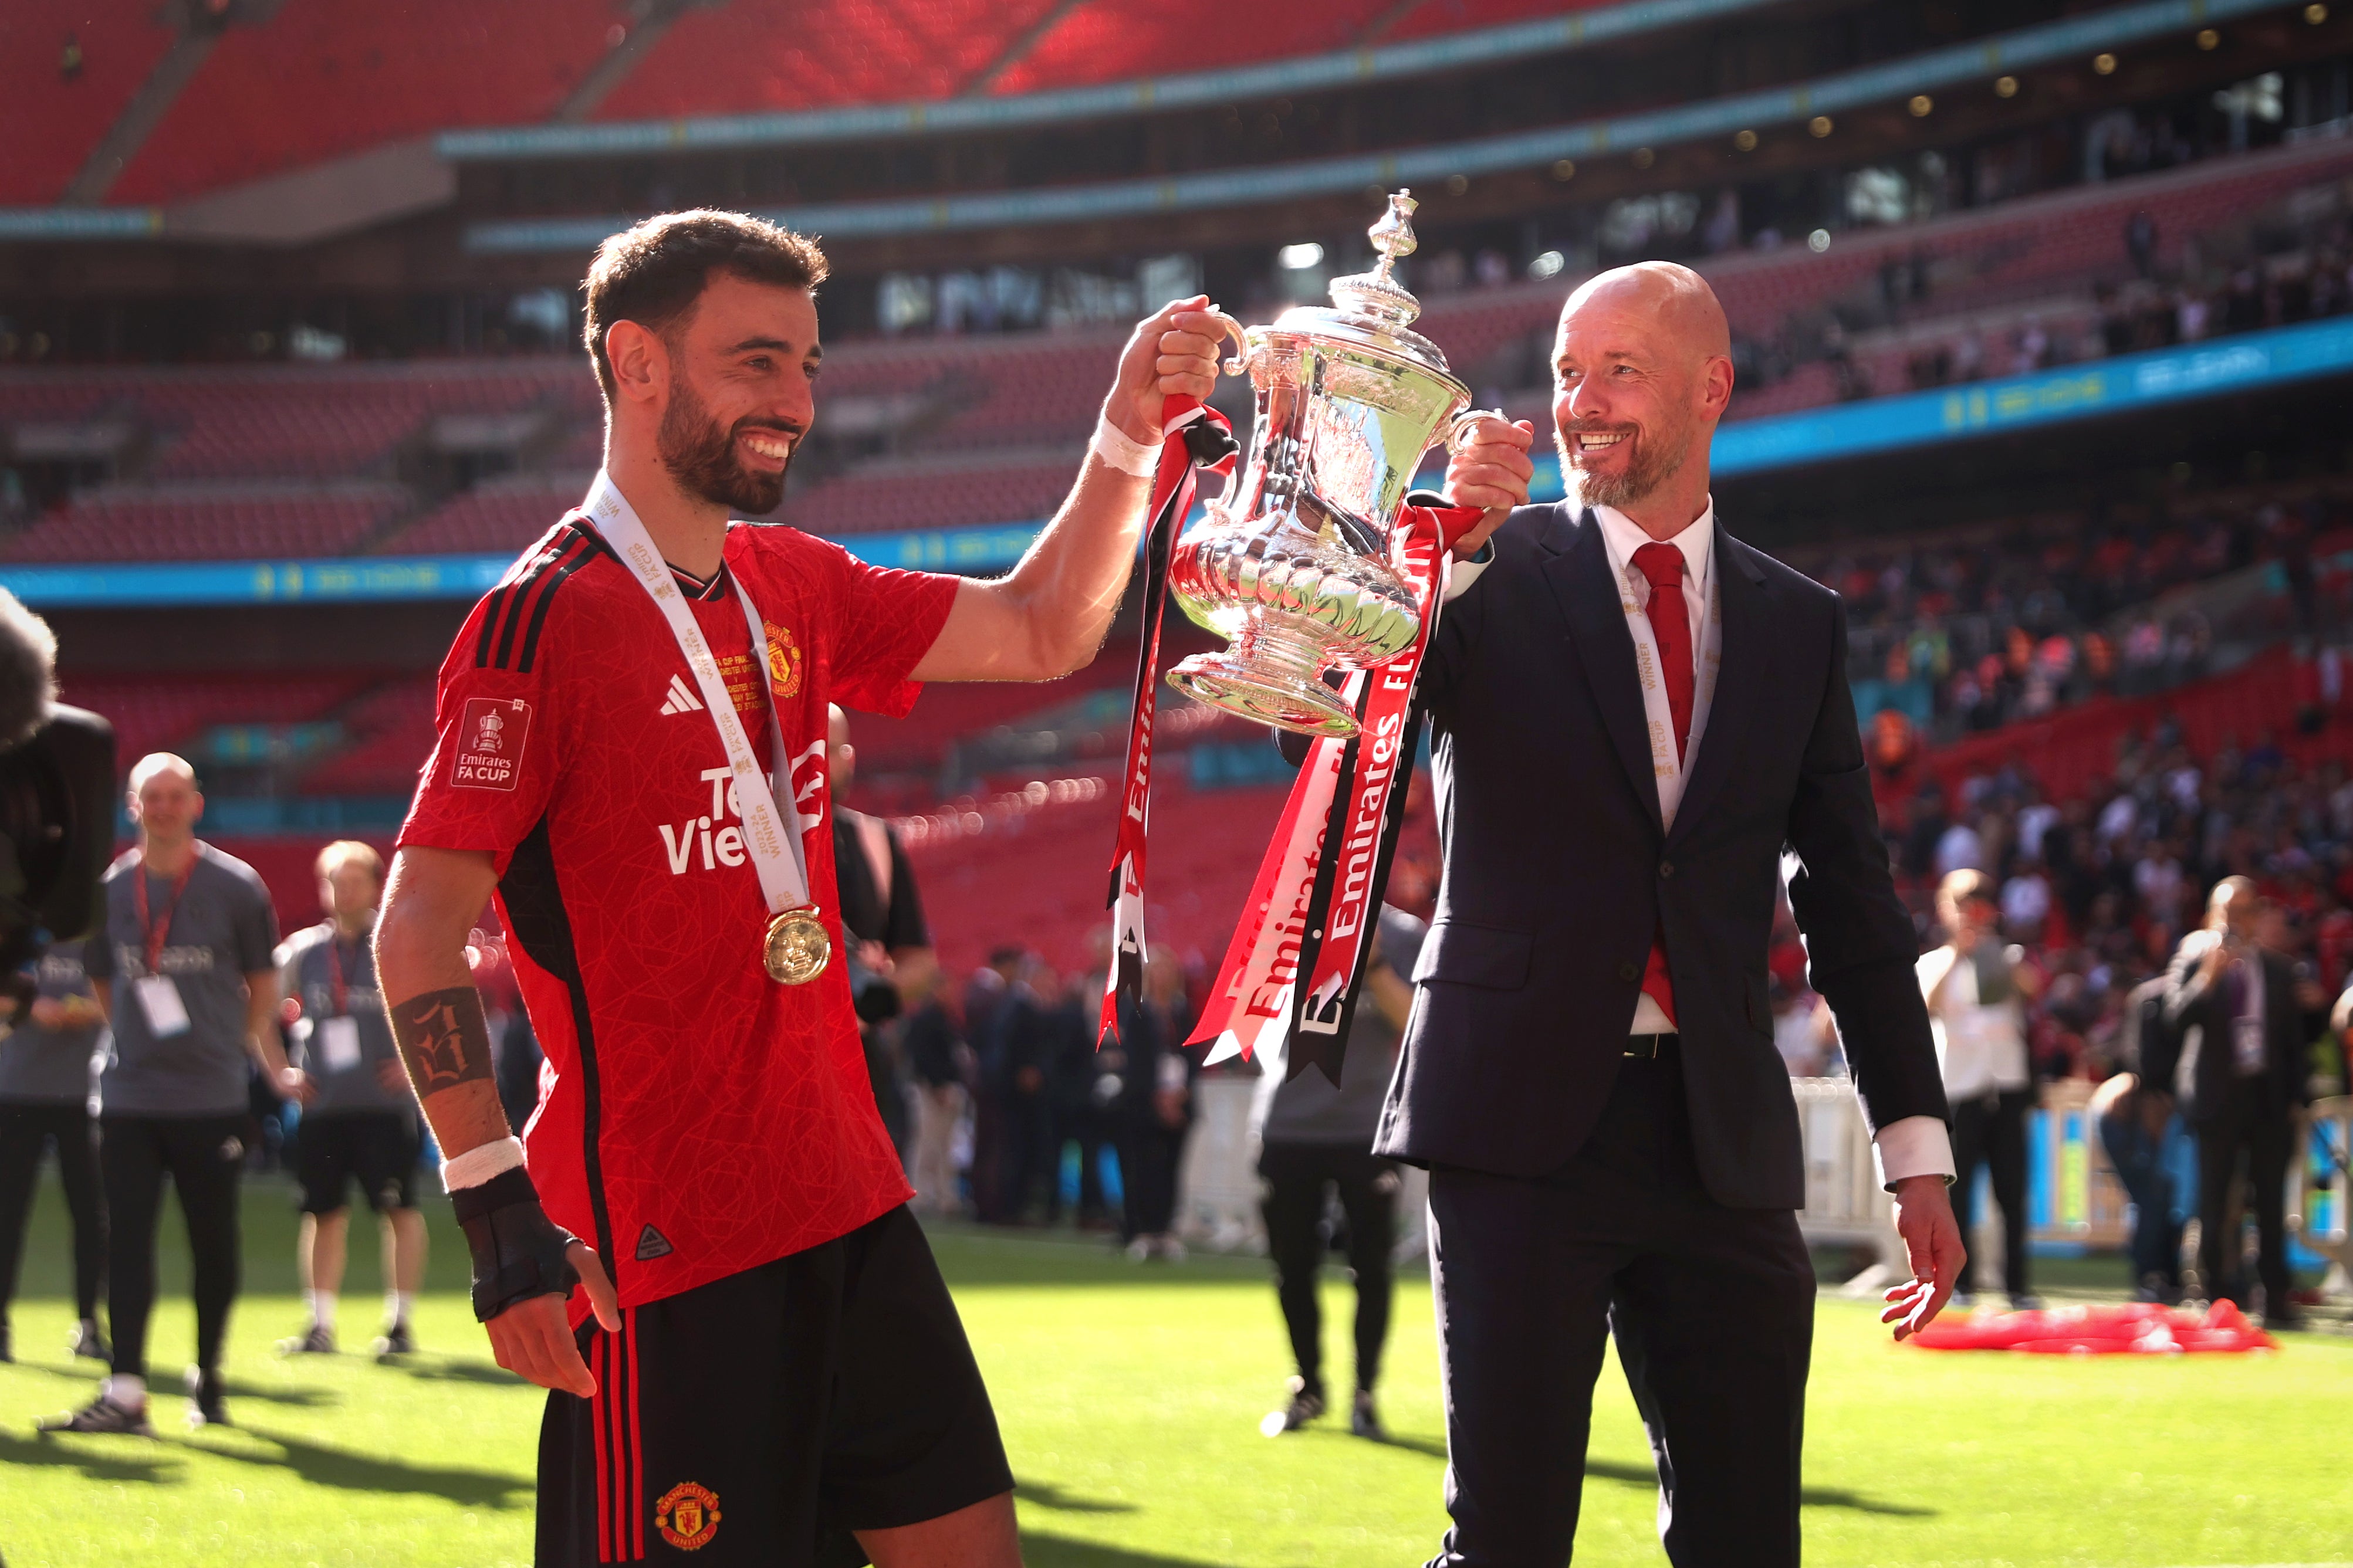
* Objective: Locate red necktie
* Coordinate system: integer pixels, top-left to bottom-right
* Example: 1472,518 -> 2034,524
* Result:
1632,541 -> 1692,1026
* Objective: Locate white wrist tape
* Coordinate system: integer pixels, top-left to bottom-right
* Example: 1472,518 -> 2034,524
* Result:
1090,415 -> 1160,477
441,1136 -> 525,1193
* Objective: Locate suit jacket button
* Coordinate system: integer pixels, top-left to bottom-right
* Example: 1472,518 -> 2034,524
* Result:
1659,859 -> 1674,878
1618,961 -> 1638,981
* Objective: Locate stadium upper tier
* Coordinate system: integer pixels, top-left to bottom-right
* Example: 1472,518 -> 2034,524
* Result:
5,138 -> 2350,564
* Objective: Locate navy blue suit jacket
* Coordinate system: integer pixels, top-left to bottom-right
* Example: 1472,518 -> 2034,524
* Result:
1372,501 -> 1948,1208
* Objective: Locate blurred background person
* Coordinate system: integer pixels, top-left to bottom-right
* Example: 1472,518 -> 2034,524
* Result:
828,705 -> 937,1161
2159,877 -> 2325,1325
1112,952 -> 1195,1262
1918,869 -> 2040,1308
275,842 -> 426,1360
1255,906 -> 1425,1440
45,755 -> 300,1435
2092,972 -> 2190,1303
0,943 -> 109,1365
901,979 -> 968,1217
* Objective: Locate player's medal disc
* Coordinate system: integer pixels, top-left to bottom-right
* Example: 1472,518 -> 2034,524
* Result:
763,906 -> 830,985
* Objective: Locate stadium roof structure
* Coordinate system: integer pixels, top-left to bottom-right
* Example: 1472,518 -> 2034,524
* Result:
0,0 -> 2317,249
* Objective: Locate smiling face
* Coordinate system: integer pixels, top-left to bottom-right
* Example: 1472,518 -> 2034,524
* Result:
649,271 -> 822,515
1550,263 -> 1733,518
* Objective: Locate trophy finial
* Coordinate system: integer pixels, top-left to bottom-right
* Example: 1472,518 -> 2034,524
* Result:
1368,190 -> 1419,275
1330,189 -> 1426,328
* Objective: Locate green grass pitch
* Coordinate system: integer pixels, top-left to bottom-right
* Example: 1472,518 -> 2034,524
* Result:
1,1176 -> 2348,1567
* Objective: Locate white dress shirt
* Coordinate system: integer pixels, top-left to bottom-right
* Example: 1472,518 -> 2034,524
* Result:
1447,498 -> 1956,1187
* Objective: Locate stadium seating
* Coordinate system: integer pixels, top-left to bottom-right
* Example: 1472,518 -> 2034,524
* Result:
779,452 -> 1081,536
3,485 -> 405,563
0,2 -> 176,204
110,0 -> 616,204
59,670 -> 373,768
391,473 -> 591,557
297,680 -> 440,797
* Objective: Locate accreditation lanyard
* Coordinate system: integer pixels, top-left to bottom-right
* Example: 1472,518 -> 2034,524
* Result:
326,934 -> 364,1018
582,471 -> 815,920
131,855 -> 198,975
1603,513 -> 1724,832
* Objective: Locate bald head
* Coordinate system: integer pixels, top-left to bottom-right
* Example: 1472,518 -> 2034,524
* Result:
1551,262 -> 1735,531
1560,262 -> 1732,362
127,751 -> 202,849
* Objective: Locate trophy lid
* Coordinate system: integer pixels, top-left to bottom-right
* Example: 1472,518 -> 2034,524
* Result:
1265,189 -> 1455,375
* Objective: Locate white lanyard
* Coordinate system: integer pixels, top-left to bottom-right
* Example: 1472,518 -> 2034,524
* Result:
582,471 -> 814,917
1610,532 -> 1723,831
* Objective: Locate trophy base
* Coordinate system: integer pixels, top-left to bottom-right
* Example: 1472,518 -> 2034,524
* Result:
1166,652 -> 1360,738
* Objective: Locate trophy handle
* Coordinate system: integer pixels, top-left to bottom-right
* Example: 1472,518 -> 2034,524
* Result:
1445,407 -> 1508,457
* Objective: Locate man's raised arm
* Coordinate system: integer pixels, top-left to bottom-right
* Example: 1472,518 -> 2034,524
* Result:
910,297 -> 1230,685
376,844 -> 617,1395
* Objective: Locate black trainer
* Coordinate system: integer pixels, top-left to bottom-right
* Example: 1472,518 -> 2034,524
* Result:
1350,1391 -> 1384,1440
67,1318 -> 110,1362
185,1366 -> 229,1431
38,1394 -> 154,1437
374,1321 -> 418,1359
276,1323 -> 336,1356
1259,1377 -> 1326,1436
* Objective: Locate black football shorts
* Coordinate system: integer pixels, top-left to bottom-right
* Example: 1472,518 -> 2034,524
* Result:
536,1204 -> 1013,1566
295,1111 -> 422,1216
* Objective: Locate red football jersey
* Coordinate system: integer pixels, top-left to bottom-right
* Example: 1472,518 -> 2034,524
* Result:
400,514 -> 958,1311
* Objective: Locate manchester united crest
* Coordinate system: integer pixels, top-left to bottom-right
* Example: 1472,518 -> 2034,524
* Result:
654,1480 -> 722,1551
763,621 -> 803,699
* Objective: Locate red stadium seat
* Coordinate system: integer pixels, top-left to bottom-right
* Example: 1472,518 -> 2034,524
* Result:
0,3 -> 176,204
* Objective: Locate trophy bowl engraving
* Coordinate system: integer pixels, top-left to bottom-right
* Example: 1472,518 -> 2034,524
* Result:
1167,191 -> 1470,737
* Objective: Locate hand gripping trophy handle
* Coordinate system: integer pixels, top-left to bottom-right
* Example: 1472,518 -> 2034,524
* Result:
1165,191 -> 1472,737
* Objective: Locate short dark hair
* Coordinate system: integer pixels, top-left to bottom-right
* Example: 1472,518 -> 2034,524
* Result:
580,209 -> 829,404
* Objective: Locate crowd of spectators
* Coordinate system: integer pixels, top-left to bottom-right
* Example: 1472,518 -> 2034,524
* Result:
1769,722 -> 2353,1106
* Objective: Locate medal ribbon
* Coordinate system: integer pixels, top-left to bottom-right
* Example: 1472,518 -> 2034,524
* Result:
132,853 -> 198,975
1099,397 -> 1237,1048
1189,502 -> 1482,1079
582,472 -> 816,921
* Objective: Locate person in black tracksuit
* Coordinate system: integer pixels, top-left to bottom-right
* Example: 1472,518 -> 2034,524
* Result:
0,948 -> 109,1364
1256,905 -> 1425,1441
1110,954 -> 1196,1258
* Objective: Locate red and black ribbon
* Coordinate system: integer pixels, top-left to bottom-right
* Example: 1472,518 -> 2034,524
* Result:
1100,398 -> 1237,1048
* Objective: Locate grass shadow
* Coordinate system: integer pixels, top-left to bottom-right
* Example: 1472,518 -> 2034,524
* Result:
222,1381 -> 342,1408
193,1422 -> 533,1509
1016,1477 -> 1139,1515
1,1428 -> 184,1485
380,1356 -> 523,1387
1020,1532 -> 1272,1568
1581,1457 -> 1934,1516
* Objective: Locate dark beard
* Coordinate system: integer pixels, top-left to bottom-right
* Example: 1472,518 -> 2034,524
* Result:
658,378 -> 795,515
1557,418 -> 1688,511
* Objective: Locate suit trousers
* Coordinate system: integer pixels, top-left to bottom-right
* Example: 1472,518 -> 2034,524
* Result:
2195,1076 -> 2293,1315
1425,1050 -> 1816,1568
1949,1089 -> 2031,1299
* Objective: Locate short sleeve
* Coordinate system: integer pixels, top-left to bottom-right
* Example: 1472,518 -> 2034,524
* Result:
232,870 -> 281,974
882,828 -> 930,951
397,587 -> 566,870
813,541 -> 958,719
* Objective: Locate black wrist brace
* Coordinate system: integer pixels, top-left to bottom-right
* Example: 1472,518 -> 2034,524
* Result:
450,1165 -> 582,1323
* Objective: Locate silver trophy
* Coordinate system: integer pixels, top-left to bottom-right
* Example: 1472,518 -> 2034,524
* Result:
1167,190 -> 1473,737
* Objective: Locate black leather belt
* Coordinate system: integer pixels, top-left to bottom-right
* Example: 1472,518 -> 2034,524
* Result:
1624,1032 -> 1679,1058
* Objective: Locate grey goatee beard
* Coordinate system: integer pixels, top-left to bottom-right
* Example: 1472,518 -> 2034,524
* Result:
1556,421 -> 1686,512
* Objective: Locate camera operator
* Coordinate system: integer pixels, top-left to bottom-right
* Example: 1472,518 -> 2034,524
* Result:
42,753 -> 303,1435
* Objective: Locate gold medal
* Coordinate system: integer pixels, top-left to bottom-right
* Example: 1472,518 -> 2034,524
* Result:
763,906 -> 831,986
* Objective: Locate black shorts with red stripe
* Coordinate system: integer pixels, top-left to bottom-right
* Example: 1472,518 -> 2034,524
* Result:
536,1205 -> 1013,1566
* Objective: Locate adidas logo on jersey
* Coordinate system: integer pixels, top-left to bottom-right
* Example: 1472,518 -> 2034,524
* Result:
658,674 -> 704,716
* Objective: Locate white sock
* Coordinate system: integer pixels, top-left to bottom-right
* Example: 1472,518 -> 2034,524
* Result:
307,1289 -> 337,1332
102,1373 -> 144,1410
387,1291 -> 413,1327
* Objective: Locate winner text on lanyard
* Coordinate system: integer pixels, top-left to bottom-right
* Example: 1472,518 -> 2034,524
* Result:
1612,535 -> 1723,829
583,472 -> 831,985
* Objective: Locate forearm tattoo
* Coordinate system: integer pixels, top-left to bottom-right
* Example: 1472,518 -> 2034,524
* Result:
388,986 -> 496,1098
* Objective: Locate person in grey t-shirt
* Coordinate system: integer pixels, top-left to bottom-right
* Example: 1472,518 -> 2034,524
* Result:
43,754 -> 302,1438
1253,903 -> 1426,1442
276,841 -> 427,1360
0,947 -> 109,1365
